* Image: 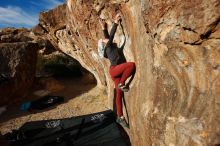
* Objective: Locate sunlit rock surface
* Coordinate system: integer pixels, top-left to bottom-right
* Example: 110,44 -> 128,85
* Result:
35,0 -> 220,145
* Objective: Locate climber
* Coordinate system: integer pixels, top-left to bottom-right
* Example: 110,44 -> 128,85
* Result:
98,13 -> 136,128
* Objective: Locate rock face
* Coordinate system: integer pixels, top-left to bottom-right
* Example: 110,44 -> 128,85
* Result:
37,0 -> 220,145
0,28 -> 38,106
33,4 -> 67,53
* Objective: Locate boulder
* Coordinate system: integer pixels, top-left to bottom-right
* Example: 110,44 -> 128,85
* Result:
0,28 -> 38,106
36,0 -> 220,145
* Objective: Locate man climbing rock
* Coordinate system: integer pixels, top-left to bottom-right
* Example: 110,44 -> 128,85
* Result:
98,13 -> 136,128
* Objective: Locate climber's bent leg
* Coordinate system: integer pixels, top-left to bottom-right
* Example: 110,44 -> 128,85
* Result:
109,62 -> 136,85
120,62 -> 136,84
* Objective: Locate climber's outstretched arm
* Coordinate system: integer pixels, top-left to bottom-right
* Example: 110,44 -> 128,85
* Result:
99,19 -> 109,39
106,13 -> 121,45
108,23 -> 118,44
103,29 -> 110,39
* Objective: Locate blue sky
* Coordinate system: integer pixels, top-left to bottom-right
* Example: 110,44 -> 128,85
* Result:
0,0 -> 64,28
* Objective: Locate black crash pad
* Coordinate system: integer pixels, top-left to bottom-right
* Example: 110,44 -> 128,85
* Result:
5,110 -> 130,146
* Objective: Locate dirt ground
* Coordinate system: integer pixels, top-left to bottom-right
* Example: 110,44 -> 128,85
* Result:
0,76 -> 108,135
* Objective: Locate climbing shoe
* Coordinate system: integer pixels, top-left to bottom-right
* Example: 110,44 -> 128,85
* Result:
118,83 -> 129,92
116,116 -> 129,128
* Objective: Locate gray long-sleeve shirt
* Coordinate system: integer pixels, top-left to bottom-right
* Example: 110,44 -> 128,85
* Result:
103,23 -> 126,66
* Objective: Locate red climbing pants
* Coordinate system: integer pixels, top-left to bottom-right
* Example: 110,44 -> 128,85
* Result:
109,62 -> 136,117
